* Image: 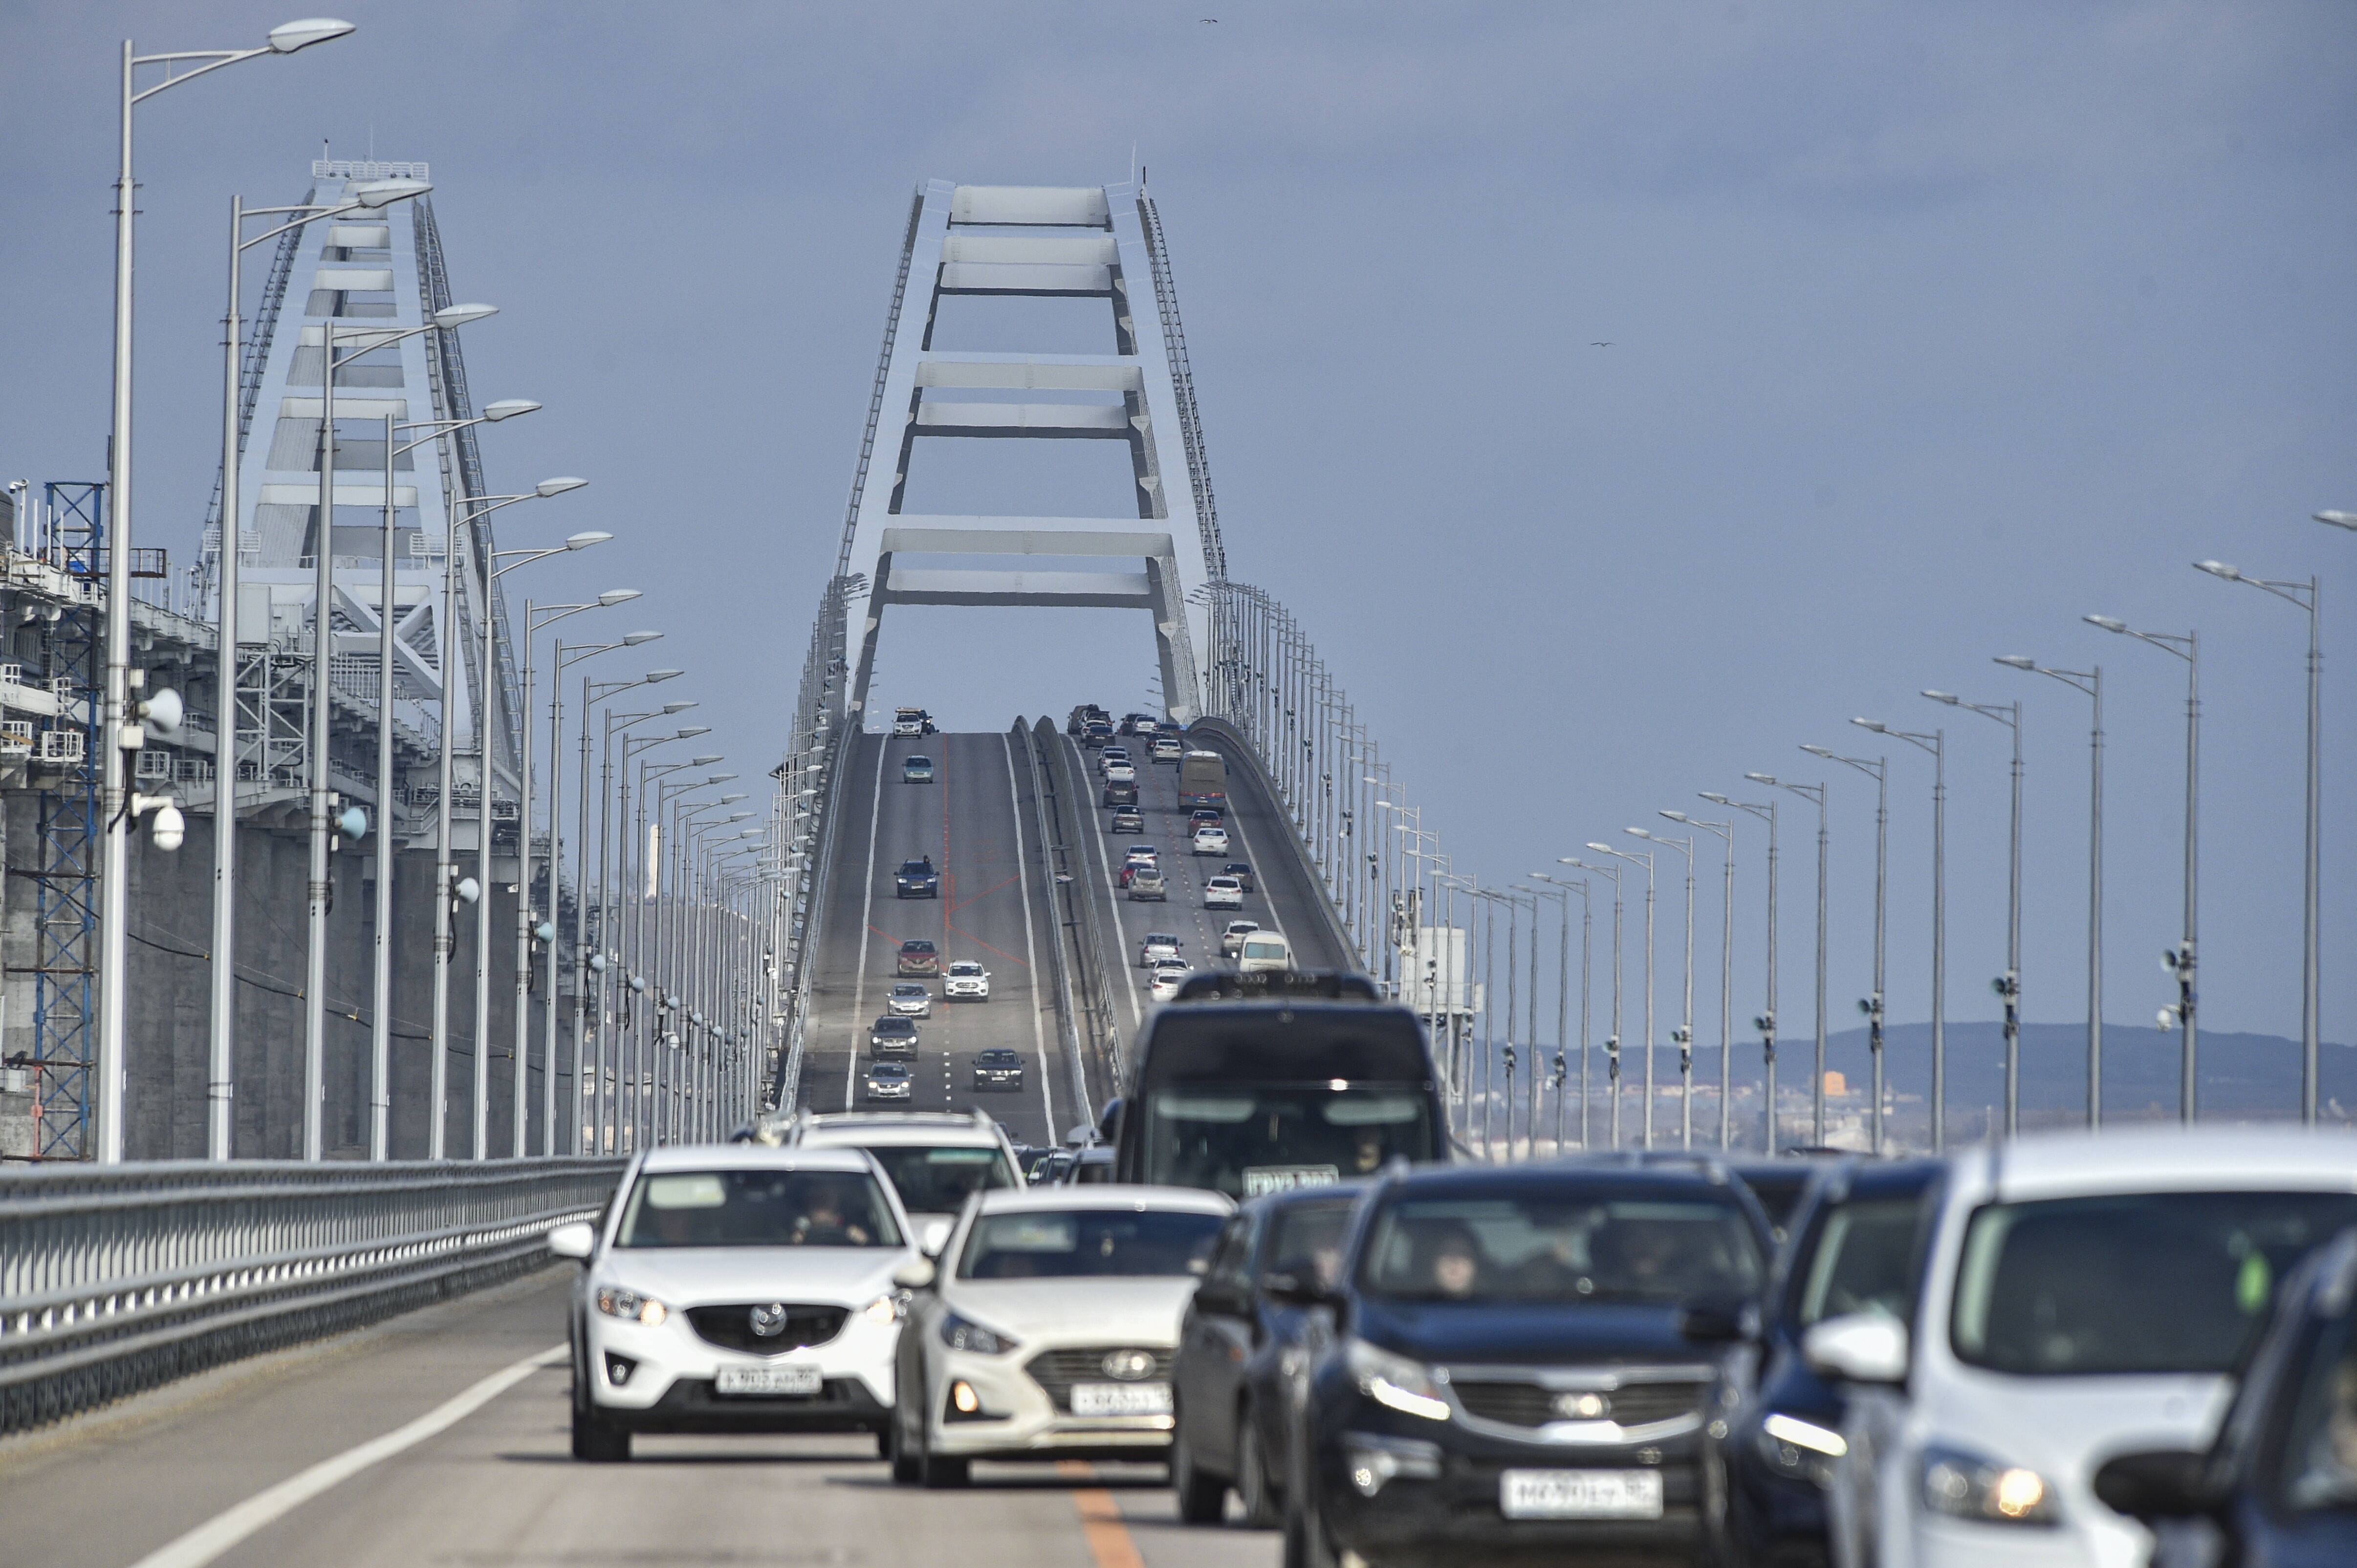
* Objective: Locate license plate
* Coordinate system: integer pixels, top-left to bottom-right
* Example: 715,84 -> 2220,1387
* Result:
1243,1164 -> 1340,1197
1069,1381 -> 1172,1416
713,1363 -> 822,1396
1499,1469 -> 1663,1520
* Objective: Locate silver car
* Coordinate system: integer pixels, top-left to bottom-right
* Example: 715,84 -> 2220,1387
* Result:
888,982 -> 932,1018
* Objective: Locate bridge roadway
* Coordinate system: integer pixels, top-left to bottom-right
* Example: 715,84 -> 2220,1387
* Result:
0,1270 -> 1274,1568
796,722 -> 1353,1146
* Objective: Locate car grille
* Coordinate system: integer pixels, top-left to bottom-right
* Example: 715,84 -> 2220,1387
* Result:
686,1303 -> 850,1355
1025,1346 -> 1174,1412
1452,1377 -> 1706,1431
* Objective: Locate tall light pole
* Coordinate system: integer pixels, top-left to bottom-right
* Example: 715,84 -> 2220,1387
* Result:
1924,691 -> 2024,1137
1533,873 -> 1591,1154
1517,881 -> 1572,1156
615,745 -> 719,1148
514,593 -> 641,1156
1662,813 -> 1735,1149
209,173 -> 431,1161
362,399 -> 539,1160
542,635 -> 665,1153
1997,655 -> 2103,1128
100,17 -> 358,1165
471,520 -> 602,1155
2195,559 -> 2320,1124
2086,615 -> 2199,1125
426,482 -> 581,1157
1628,828 -> 1696,1147
1852,720 -> 1944,1150
1749,776 -> 1826,1147
1562,857 -> 1625,1148
305,305 -> 496,1161
1706,791 -> 1780,1154
1588,842 -> 1656,1147
1802,747 -> 1888,1152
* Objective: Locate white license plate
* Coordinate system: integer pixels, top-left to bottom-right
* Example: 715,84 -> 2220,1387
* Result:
1243,1164 -> 1340,1197
1069,1381 -> 1172,1416
713,1363 -> 822,1396
1499,1469 -> 1664,1520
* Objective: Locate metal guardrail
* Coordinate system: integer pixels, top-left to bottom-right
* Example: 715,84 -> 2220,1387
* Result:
0,1158 -> 623,1434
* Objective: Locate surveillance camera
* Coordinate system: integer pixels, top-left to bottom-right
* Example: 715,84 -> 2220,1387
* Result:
151,802 -> 185,852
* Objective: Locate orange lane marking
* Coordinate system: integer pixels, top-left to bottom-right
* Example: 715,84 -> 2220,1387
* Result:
1058,1461 -> 1146,1568
947,871 -> 1019,915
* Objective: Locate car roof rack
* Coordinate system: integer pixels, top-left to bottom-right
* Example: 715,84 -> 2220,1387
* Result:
1171,969 -> 1384,1003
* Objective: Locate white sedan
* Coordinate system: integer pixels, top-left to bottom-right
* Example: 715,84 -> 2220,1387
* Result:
943,960 -> 990,1001
889,1187 -> 1232,1486
554,1145 -> 918,1462
1190,826 -> 1229,856
1103,762 -> 1136,784
1203,876 -> 1244,910
1147,961 -> 1191,1001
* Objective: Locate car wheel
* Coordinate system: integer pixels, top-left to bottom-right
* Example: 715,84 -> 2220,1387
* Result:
569,1388 -> 632,1462
890,1379 -> 923,1484
1171,1416 -> 1226,1524
1236,1412 -> 1280,1529
919,1400 -> 970,1489
1282,1492 -> 1339,1568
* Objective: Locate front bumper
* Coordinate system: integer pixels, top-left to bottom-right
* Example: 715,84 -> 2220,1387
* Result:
1312,1402 -> 1702,1568
972,1072 -> 1024,1089
944,987 -> 987,1001
927,1342 -> 1177,1462
583,1301 -> 898,1433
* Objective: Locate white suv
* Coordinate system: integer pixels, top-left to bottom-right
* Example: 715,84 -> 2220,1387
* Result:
551,1144 -> 917,1462
1809,1127 -> 2357,1568
943,960 -> 991,1001
777,1111 -> 1027,1256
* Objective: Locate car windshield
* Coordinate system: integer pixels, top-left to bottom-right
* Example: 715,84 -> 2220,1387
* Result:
862,1144 -> 1020,1215
1266,1198 -> 1358,1290
902,941 -> 934,954
979,1050 -> 1019,1064
950,963 -> 983,976
1141,1085 -> 1436,1197
957,1208 -> 1224,1279
1950,1192 -> 2357,1376
1361,1193 -> 1765,1304
873,1018 -> 915,1036
1795,1198 -> 1925,1327
898,861 -> 929,874
615,1169 -> 903,1249
893,984 -> 926,996
870,1064 -> 907,1079
906,757 -> 930,767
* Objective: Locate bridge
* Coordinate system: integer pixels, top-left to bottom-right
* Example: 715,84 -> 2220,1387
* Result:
0,176 -> 1466,1567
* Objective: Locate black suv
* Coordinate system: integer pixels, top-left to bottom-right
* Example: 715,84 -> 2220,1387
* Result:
869,1016 -> 918,1057
1700,1158 -> 1939,1568
894,858 -> 938,898
1172,1184 -> 1367,1527
971,1048 -> 1024,1091
1280,1163 -> 1772,1568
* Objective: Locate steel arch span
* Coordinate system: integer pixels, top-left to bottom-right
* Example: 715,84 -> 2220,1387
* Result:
832,180 -> 1227,726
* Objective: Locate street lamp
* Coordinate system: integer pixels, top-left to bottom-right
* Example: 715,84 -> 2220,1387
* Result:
1748,774 -> 1827,1148
1852,719 -> 1947,1150
1704,791 -> 1780,1154
2193,559 -> 2321,1124
1996,655 -> 2104,1128
1661,812 -> 1735,1149
2085,613 -> 2199,1125
301,305 -> 497,1162
98,17 -> 357,1163
1801,746 -> 1888,1152
512,591 -> 641,1156
207,174 -> 435,1161
1587,842 -> 1656,1148
612,741 -> 718,1149
1628,828 -> 1697,1147
1521,878 -> 1580,1154
1530,872 -> 1592,1154
1924,690 -> 2024,1137
1560,857 -> 1625,1147
469,517 -> 602,1156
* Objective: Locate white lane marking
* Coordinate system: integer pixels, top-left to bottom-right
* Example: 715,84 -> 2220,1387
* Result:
846,732 -> 888,1111
1069,736 -> 1146,1035
1001,733 -> 1056,1137
127,1343 -> 567,1568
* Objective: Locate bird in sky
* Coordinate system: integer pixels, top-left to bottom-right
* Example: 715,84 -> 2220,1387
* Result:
1591,341 -> 1614,347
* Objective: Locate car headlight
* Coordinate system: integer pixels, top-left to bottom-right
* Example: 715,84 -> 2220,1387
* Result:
939,1310 -> 1020,1355
862,1292 -> 901,1325
593,1285 -> 669,1326
1756,1412 -> 1847,1479
1345,1337 -> 1450,1422
1920,1443 -> 2061,1526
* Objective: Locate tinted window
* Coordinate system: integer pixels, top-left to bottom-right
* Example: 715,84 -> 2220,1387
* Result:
958,1208 -> 1224,1279
616,1169 -> 902,1249
862,1144 -> 1019,1215
1950,1192 -> 2357,1376
2280,1308 -> 2357,1511
1264,1198 -> 1357,1290
1361,1193 -> 1764,1304
1142,1085 -> 1435,1198
1796,1198 -> 1924,1326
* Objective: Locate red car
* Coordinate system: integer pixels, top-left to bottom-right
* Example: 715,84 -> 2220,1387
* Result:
895,938 -> 939,976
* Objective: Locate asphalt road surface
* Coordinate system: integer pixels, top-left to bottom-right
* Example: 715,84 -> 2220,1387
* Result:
0,1269 -> 1277,1568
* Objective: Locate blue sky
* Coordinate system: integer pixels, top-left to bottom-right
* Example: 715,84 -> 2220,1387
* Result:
3,1 -> 2352,1050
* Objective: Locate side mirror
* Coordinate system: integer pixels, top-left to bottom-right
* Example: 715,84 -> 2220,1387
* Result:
1260,1271 -> 1334,1308
547,1220 -> 596,1262
2092,1449 -> 2215,1521
1192,1280 -> 1247,1316
1677,1299 -> 1756,1344
920,1218 -> 953,1258
893,1257 -> 938,1291
1803,1312 -> 1909,1384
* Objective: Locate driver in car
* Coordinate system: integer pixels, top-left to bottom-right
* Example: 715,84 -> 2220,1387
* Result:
790,1180 -> 873,1247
